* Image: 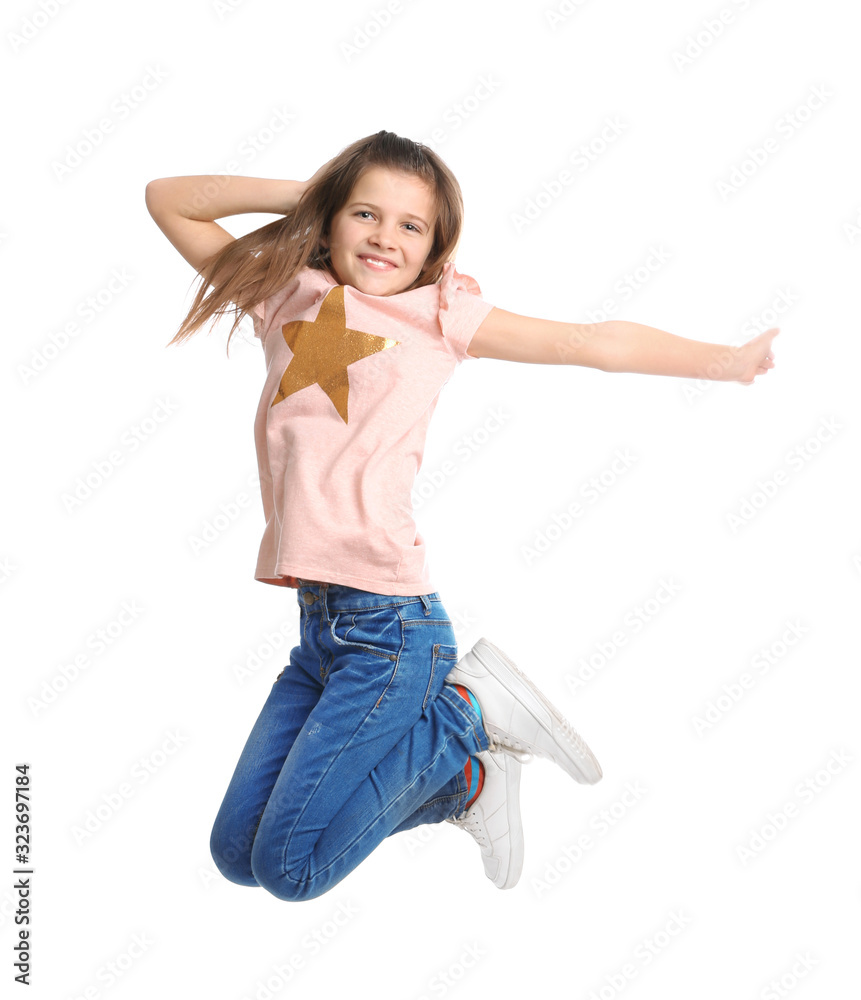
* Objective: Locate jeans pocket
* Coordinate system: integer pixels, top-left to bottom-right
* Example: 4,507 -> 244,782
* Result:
427,642 -> 459,711
328,606 -> 404,661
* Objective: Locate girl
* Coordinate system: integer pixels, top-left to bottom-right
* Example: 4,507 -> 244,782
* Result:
145,130 -> 777,900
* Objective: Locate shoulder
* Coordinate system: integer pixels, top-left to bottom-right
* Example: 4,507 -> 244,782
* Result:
438,261 -> 486,305
251,266 -> 336,337
255,266 -> 335,314
432,262 -> 494,363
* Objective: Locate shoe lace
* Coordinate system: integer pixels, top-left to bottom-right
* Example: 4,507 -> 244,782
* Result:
489,736 -> 535,764
447,810 -> 489,848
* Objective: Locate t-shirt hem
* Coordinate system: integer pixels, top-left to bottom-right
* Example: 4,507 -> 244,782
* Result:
255,565 -> 436,597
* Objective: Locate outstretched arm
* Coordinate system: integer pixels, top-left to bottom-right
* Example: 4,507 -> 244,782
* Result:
466,308 -> 778,385
605,320 -> 778,385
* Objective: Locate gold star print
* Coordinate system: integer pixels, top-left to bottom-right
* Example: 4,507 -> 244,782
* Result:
271,285 -> 399,424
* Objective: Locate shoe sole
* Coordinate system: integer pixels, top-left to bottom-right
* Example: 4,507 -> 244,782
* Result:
470,637 -> 603,785
498,752 -> 524,889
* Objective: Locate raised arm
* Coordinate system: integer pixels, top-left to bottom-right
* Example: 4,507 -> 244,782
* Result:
144,174 -> 309,272
466,308 -> 778,385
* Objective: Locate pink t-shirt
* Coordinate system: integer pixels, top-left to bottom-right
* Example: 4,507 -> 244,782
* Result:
250,261 -> 494,595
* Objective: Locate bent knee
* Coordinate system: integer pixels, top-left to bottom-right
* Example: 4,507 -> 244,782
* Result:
210,822 -> 258,887
250,843 -> 328,902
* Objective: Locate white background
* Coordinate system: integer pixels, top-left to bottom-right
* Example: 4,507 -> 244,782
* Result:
4,0 -> 860,997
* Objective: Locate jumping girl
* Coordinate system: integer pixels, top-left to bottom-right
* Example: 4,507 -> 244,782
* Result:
145,130 -> 777,900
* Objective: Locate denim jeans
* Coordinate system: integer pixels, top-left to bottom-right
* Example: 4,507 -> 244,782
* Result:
209,581 -> 491,901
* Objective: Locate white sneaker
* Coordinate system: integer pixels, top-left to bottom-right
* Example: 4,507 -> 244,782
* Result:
447,637 -> 603,785
446,749 -> 524,889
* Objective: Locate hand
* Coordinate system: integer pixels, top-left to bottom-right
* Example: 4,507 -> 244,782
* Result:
298,154 -> 340,201
727,327 -> 780,385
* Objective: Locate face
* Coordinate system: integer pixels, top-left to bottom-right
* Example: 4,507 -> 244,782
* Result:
321,166 -> 436,296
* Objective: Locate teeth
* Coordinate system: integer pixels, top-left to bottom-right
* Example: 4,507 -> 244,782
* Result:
363,257 -> 392,269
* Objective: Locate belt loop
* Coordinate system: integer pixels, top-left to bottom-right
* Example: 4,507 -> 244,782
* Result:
419,593 -> 431,616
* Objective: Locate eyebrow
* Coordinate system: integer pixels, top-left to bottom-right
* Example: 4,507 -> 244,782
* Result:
346,202 -> 431,228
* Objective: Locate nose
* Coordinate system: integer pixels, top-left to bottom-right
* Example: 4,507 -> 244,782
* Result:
368,220 -> 397,250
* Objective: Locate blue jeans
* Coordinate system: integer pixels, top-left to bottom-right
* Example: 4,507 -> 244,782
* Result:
209,581 -> 491,901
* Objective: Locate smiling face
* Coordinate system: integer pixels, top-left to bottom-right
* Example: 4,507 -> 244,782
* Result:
321,165 -> 436,296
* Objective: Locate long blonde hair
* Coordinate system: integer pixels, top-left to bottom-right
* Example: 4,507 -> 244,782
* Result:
167,130 -> 465,354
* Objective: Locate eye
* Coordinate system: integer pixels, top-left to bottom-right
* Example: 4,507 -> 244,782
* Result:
356,210 -> 373,219
403,223 -> 419,232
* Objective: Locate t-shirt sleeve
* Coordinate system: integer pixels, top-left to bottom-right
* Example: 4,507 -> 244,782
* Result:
248,272 -> 308,344
437,262 -> 494,364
